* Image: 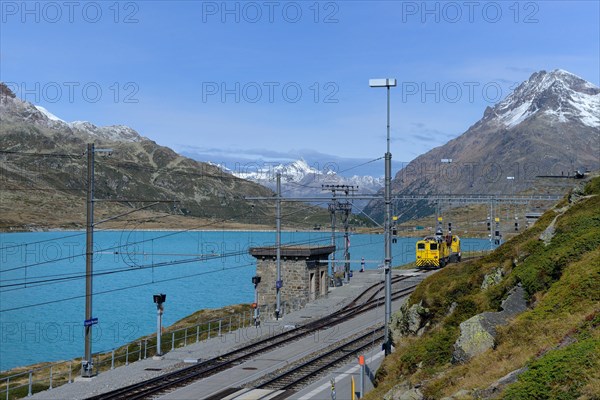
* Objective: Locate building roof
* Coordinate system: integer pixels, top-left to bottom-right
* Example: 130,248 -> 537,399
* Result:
249,245 -> 336,259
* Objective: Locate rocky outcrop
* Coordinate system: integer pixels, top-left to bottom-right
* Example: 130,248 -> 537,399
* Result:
383,382 -> 424,400
481,267 -> 504,290
474,367 -> 528,399
441,389 -> 473,399
453,286 -> 527,363
391,300 -> 431,339
539,215 -> 558,245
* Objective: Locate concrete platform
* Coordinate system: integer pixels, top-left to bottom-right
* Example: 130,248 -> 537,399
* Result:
29,268 -> 429,400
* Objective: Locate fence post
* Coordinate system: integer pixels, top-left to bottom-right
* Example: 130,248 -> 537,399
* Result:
218,320 -> 222,336
6,377 -> 9,400
144,340 -> 147,359
207,322 -> 211,339
68,362 -> 72,383
49,366 -> 53,389
126,346 -> 129,366
111,350 -> 115,370
196,326 -> 200,342
138,341 -> 142,361
171,332 -> 175,351
184,328 -> 187,347
28,371 -> 32,397
229,316 -> 232,333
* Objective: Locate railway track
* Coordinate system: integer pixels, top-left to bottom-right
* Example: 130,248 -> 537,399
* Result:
86,274 -> 422,400
254,326 -> 384,392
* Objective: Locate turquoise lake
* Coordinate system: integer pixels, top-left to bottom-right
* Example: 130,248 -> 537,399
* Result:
0,230 -> 491,371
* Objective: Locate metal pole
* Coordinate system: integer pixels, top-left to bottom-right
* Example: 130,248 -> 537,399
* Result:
275,173 -> 282,320
383,85 -> 393,356
156,305 -> 163,356
330,194 -> 336,281
254,282 -> 259,326
83,143 -> 94,377
360,363 -> 365,398
343,203 -> 350,283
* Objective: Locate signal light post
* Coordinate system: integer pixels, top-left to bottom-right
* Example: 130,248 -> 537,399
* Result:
252,275 -> 261,326
369,78 -> 396,356
153,294 -> 166,357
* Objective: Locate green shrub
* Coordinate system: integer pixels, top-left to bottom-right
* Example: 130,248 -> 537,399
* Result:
502,337 -> 600,400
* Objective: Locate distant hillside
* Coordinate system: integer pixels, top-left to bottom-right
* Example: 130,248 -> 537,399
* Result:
366,176 -> 600,399
365,69 -> 600,223
0,83 -> 328,231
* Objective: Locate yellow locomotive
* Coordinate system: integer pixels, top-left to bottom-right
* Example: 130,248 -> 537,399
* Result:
416,223 -> 461,269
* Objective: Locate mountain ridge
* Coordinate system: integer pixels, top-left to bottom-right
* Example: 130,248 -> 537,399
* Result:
0,83 -> 330,230
364,69 -> 600,223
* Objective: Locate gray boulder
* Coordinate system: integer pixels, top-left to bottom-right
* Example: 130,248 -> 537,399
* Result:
391,300 -> 430,339
453,286 -> 527,362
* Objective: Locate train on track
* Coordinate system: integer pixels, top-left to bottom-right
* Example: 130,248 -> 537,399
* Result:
415,222 -> 461,269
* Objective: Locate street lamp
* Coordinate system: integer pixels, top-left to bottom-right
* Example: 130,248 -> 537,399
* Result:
369,78 -> 396,356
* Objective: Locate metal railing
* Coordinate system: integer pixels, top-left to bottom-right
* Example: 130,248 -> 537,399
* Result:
0,309 -> 255,399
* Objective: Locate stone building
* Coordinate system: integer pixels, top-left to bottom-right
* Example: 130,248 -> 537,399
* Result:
249,245 -> 335,318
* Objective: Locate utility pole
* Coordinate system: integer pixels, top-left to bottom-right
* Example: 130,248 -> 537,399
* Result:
341,200 -> 351,283
77,144 -> 173,376
275,173 -> 282,320
82,143 -> 95,377
81,143 -> 114,377
369,78 -> 396,356
383,83 -> 393,356
327,189 -> 337,283
323,185 -> 356,284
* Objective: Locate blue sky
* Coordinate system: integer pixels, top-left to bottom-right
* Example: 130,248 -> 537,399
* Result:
1,1 -> 598,176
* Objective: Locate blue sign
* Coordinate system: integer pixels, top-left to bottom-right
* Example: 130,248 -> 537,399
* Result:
84,318 -> 98,327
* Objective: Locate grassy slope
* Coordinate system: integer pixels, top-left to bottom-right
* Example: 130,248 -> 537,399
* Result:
367,177 -> 600,399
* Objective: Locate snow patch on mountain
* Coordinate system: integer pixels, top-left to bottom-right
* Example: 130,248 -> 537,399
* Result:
498,101 -> 535,128
69,121 -> 144,142
34,106 -> 65,123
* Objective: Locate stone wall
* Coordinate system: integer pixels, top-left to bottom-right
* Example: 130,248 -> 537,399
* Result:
249,246 -> 335,319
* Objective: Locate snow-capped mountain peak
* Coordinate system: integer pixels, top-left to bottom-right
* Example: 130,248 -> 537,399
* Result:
489,69 -> 599,129
0,84 -> 145,143
226,158 -> 383,208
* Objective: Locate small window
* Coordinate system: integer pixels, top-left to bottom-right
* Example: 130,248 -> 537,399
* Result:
430,243 -> 438,250
417,243 -> 425,250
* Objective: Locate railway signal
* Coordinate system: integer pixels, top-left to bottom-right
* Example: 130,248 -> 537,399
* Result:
153,293 -> 166,357
252,276 -> 261,326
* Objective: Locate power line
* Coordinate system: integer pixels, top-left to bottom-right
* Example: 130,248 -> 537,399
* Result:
0,263 -> 256,313
0,150 -> 83,158
0,233 -> 338,289
0,208 -> 257,273
337,157 -> 384,175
